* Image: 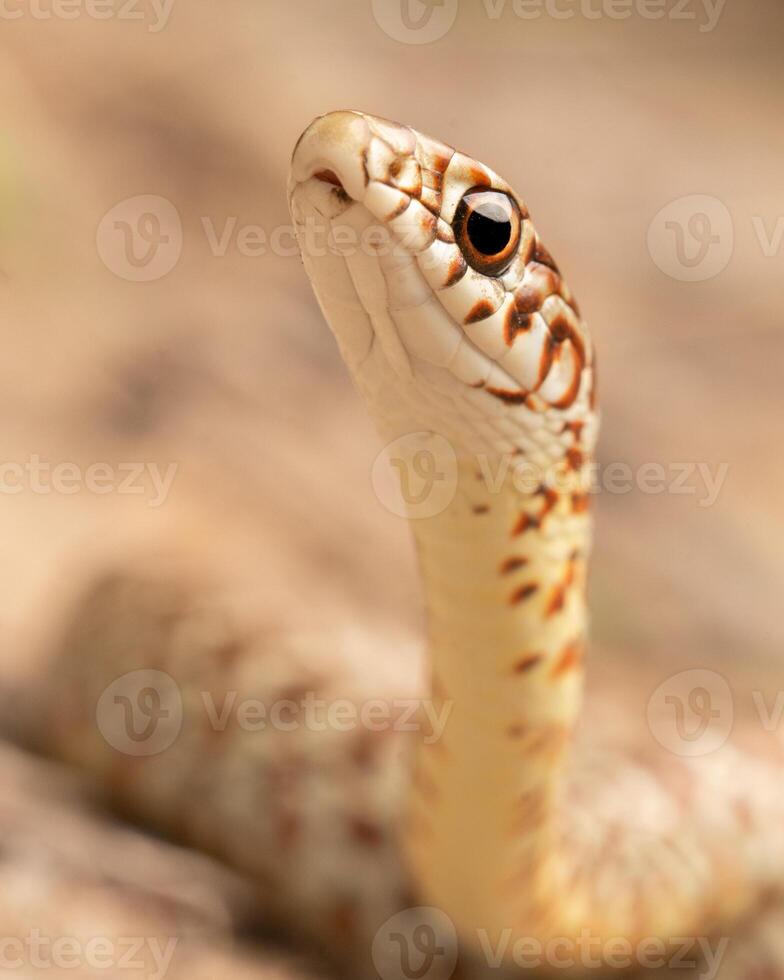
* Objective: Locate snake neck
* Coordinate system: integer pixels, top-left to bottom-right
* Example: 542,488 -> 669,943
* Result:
403,451 -> 592,945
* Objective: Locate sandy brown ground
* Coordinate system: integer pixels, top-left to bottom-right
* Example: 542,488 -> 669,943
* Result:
0,0 -> 782,976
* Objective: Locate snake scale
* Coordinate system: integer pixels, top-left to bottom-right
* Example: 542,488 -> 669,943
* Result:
41,112 -> 784,978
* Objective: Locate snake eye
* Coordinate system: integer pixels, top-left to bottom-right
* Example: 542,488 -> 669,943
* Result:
453,188 -> 521,277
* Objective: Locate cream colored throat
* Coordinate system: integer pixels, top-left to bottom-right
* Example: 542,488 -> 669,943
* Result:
403,458 -> 591,946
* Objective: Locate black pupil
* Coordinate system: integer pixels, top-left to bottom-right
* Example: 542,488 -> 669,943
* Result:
466,199 -> 511,256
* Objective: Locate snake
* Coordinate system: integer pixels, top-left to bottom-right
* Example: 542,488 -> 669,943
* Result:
39,110 -> 784,978
287,110 -> 784,970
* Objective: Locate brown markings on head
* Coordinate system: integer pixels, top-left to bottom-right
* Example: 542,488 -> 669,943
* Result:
541,309 -> 587,411
416,133 -> 454,173
548,309 -> 574,343
444,252 -> 468,288
465,298 -> 497,324
514,653 -> 543,673
468,166 -> 492,188
419,190 -> 443,218
514,284 -> 543,316
386,195 -> 411,221
507,723 -> 527,738
422,169 -> 443,191
473,504 -> 490,515
504,304 -> 531,345
418,208 -> 438,241
509,582 -> 539,605
537,335 -> 556,388
589,352 -> 598,410
551,364 -> 584,411
500,555 -> 528,574
550,642 -> 584,678
487,386 -> 529,406
514,263 -> 560,316
360,145 -> 371,186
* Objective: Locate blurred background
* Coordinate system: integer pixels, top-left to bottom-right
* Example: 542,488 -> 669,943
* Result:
1,0 -> 783,976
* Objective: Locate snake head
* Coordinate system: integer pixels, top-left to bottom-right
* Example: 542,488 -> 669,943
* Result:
289,110 -> 597,461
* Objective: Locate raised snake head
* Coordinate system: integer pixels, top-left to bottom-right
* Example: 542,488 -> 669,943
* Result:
289,110 -> 597,466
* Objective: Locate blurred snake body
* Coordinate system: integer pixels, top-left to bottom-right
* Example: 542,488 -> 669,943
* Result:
288,110 -> 784,965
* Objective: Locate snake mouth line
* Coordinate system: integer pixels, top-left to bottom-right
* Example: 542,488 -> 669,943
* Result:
313,169 -> 345,190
